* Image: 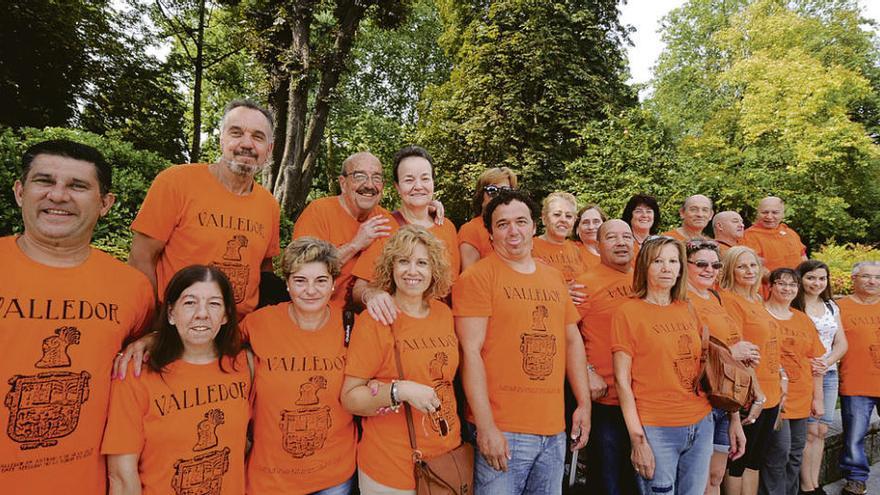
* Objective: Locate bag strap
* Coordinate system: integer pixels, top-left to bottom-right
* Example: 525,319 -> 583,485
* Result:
343,309 -> 355,347
708,288 -> 722,305
391,210 -> 408,227
688,301 -> 709,395
389,321 -> 421,458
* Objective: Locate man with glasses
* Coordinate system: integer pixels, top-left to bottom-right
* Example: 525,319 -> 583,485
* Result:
128,99 -> 281,319
712,210 -> 745,257
573,219 -> 638,495
742,196 -> 807,273
836,261 -> 880,495
662,194 -> 714,241
293,151 -> 394,308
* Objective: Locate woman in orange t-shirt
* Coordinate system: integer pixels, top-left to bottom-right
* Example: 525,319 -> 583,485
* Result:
685,240 -> 752,495
611,236 -> 712,495
241,237 -> 357,494
763,268 -> 825,495
718,246 -> 782,495
621,194 -> 661,258
459,167 -> 518,271
342,226 -> 462,494
103,265 -> 250,495
571,203 -> 607,271
532,191 -> 586,283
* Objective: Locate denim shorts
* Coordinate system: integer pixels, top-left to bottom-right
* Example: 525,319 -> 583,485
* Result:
712,407 -> 731,453
807,370 -> 838,425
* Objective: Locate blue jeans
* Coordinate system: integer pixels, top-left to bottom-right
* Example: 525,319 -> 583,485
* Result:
313,475 -> 354,495
712,407 -> 731,453
638,413 -> 714,495
469,424 -> 566,495
808,370 -> 839,425
584,403 -> 638,495
840,395 -> 880,482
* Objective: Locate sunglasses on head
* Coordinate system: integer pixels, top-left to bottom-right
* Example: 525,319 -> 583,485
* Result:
483,185 -> 513,197
686,239 -> 719,250
689,260 -> 723,270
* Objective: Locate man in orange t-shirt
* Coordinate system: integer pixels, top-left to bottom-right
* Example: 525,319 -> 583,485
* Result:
1,140 -> 154,493
573,219 -> 638,495
836,262 -> 880,495
129,100 -> 281,318
662,194 -> 713,241
712,210 -> 744,257
742,196 -> 807,274
452,189 -> 590,495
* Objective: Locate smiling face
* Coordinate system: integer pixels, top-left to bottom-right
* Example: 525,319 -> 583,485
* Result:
733,252 -> 760,289
801,268 -> 828,298
394,156 -> 434,209
287,261 -> 334,315
597,219 -> 634,268
577,208 -> 604,244
542,198 -> 577,242
647,243 -> 682,293
852,264 -> 880,298
168,280 -> 228,351
687,248 -> 721,291
218,106 -> 273,177
490,200 -> 536,262
680,195 -> 713,232
339,153 -> 384,217
769,273 -> 799,305
392,241 -> 432,299
630,204 -> 655,234
14,154 -> 115,250
756,197 -> 785,229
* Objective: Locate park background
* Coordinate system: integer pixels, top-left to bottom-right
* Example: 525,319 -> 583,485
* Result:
1,0 -> 879,292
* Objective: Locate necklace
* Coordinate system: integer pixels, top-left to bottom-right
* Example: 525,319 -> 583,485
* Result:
289,305 -> 330,331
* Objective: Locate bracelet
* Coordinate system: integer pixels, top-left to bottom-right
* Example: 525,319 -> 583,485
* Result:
753,397 -> 766,405
586,364 -> 596,373
389,380 -> 401,412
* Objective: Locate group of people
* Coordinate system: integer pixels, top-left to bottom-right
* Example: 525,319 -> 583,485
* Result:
2,98 -> 879,495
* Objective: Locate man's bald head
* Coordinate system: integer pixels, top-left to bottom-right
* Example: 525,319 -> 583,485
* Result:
756,196 -> 785,229
712,211 -> 744,243
597,219 -> 634,270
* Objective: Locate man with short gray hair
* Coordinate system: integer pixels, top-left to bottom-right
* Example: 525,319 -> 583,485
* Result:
662,194 -> 713,241
129,99 -> 281,318
836,261 -> 880,495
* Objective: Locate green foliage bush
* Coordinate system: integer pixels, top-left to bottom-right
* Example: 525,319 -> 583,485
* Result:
812,242 -> 880,295
0,126 -> 171,259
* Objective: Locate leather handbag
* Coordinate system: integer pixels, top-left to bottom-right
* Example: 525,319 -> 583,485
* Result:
689,303 -> 755,412
390,322 -> 474,495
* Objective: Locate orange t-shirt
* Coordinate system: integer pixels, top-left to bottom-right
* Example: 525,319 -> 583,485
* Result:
531,237 -> 586,282
239,304 -> 356,494
452,253 -> 580,435
293,196 -> 394,307
102,355 -> 250,495
837,297 -> 880,397
715,240 -> 737,259
742,223 -> 806,271
720,291 -> 783,408
611,299 -> 711,427
0,236 -> 154,494
688,290 -> 742,347
574,264 -> 634,405
345,300 -> 460,490
131,164 -> 281,317
775,311 -> 825,419
575,243 -> 601,272
458,216 -> 493,258
661,229 -> 688,242
351,216 -> 461,283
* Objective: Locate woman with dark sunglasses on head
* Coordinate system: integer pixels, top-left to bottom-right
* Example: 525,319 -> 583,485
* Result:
762,268 -> 826,495
611,236 -> 713,495
459,167 -> 518,271
685,240 -> 754,495
342,226 -> 461,494
793,260 -> 847,495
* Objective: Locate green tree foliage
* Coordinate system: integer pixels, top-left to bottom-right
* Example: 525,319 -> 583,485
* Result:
649,0 -> 880,246
0,127 -> 171,259
417,0 -> 636,224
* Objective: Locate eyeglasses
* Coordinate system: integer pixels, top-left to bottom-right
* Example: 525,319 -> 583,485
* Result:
689,260 -> 723,270
342,170 -> 384,184
855,274 -> 880,281
483,185 -> 513,197
773,281 -> 799,288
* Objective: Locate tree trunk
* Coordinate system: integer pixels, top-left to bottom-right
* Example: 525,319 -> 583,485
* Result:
189,0 -> 206,163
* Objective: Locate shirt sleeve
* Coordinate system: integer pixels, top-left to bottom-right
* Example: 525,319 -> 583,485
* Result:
451,262 -> 493,317
345,314 -> 392,379
130,168 -> 181,242
610,308 -> 636,357
292,202 -> 327,240
101,369 -> 148,455
267,201 -> 281,258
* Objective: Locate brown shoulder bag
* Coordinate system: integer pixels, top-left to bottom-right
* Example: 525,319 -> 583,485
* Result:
391,322 -> 474,495
689,302 -> 755,412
